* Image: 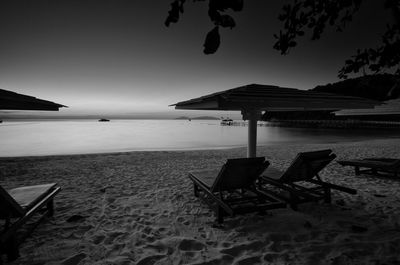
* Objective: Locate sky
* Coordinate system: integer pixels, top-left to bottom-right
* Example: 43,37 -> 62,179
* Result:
0,0 -> 392,119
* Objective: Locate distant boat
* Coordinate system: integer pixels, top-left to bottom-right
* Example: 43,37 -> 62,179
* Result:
98,118 -> 110,122
0,120 -> 2,123
220,118 -> 233,126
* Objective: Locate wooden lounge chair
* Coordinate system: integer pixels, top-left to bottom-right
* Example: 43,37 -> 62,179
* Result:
337,158 -> 400,178
259,150 -> 356,210
0,183 -> 61,262
188,157 -> 286,224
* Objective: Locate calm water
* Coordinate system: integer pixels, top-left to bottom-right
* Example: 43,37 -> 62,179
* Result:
0,119 -> 398,157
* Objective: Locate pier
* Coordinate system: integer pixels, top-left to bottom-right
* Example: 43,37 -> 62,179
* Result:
221,120 -> 400,129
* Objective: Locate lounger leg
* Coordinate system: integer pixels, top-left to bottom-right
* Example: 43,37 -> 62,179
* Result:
5,236 -> 19,262
355,166 -> 360,175
193,184 -> 199,197
216,207 -> 224,224
324,188 -> 331,204
289,194 -> 298,211
4,217 -> 10,230
47,199 -> 55,217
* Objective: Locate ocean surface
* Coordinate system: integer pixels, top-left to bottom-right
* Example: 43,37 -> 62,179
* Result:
0,119 -> 398,157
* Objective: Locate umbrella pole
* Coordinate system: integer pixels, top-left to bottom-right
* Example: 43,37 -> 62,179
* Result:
242,109 -> 261,158
248,117 -> 257,158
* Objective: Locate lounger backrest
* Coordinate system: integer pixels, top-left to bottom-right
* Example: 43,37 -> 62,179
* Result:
280,149 -> 335,182
211,157 -> 269,192
0,185 -> 25,219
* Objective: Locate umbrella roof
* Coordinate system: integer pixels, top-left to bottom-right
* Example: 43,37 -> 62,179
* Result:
172,84 -> 380,111
0,89 -> 66,111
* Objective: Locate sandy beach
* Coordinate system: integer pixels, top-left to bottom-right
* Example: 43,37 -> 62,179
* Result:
1,138 -> 400,265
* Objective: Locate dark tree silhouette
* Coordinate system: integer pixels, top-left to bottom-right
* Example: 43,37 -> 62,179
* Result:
165,0 -> 400,79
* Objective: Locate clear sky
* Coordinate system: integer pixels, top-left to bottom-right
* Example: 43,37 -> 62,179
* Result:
0,0 -> 391,118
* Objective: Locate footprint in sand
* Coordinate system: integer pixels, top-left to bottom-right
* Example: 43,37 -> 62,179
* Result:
75,225 -> 93,235
220,240 -> 264,257
142,226 -> 152,234
263,253 -> 281,263
191,254 -> 234,265
176,216 -> 191,225
92,234 -> 106,244
66,215 -> 86,223
103,231 -> 125,245
145,242 -> 174,255
61,253 -> 86,265
220,241 -> 231,248
136,254 -> 166,265
235,255 -> 262,265
178,238 -> 206,251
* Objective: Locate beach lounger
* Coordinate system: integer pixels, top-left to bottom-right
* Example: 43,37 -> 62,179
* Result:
188,157 -> 286,224
259,150 -> 356,210
0,183 -> 61,262
337,158 -> 400,178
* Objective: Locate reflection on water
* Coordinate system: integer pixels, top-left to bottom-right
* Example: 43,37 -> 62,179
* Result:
0,119 -> 398,157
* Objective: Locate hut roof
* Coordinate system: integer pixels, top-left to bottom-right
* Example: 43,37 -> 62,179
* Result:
172,84 -> 379,111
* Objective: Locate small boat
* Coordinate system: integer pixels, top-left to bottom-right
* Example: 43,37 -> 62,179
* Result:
98,118 -> 110,122
220,118 -> 233,126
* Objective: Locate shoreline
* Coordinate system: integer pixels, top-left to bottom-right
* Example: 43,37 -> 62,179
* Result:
1,137 -> 399,159
1,139 -> 400,264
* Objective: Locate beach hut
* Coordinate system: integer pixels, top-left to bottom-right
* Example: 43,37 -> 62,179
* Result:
0,88 -> 66,111
171,84 -> 380,157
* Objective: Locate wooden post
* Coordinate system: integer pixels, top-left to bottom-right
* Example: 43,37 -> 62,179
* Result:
241,109 -> 262,158
248,117 -> 257,158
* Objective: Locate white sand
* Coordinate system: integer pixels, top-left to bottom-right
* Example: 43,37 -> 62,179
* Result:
1,139 -> 400,265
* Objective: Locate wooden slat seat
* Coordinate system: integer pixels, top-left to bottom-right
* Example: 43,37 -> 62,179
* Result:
8,183 -> 58,211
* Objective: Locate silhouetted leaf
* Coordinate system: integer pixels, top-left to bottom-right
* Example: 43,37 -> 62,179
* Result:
165,1 -> 182,27
219,15 -> 236,28
203,26 -> 220,54
208,8 -> 221,22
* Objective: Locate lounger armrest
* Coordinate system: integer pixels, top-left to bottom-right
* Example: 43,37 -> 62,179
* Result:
337,160 -> 361,167
307,179 -> 357,194
260,177 -> 318,201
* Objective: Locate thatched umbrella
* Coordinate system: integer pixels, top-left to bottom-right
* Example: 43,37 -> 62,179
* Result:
171,84 -> 380,157
0,89 -> 66,111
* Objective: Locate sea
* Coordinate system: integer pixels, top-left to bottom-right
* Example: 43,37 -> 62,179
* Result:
0,119 -> 398,157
